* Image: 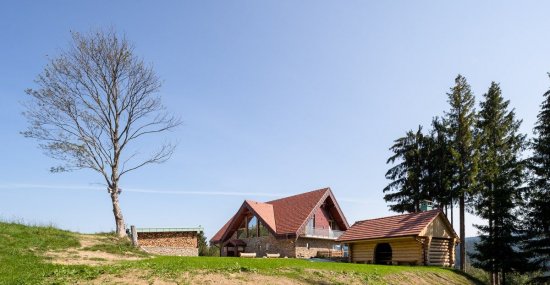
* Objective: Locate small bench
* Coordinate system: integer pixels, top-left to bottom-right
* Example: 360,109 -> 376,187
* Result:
239,252 -> 257,258
266,253 -> 280,258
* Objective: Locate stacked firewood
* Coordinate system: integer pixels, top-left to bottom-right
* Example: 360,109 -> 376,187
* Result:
137,232 -> 197,248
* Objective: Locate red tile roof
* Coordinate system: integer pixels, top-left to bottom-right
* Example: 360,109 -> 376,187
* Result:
210,187 -> 349,243
210,213 -> 238,243
246,200 -> 276,232
267,188 -> 329,234
337,209 -> 448,242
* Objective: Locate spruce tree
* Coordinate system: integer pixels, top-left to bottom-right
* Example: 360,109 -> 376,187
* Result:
425,118 -> 454,213
444,74 -> 478,271
383,126 -> 426,213
524,75 -> 550,275
470,82 -> 529,285
384,122 -> 453,213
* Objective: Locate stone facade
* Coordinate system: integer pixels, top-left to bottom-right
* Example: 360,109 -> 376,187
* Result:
295,237 -> 339,258
240,235 -> 295,258
141,246 -> 199,256
221,232 -> 339,258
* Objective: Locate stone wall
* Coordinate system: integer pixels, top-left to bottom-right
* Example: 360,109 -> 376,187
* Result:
141,246 -> 199,256
220,234 -> 340,258
221,232 -> 296,257
137,232 -> 198,248
295,237 -> 339,258
240,235 -> 295,258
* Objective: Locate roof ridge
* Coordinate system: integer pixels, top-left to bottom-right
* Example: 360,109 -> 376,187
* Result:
266,187 -> 330,204
244,199 -> 268,205
354,209 -> 441,224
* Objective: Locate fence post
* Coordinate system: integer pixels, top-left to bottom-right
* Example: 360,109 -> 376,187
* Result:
131,225 -> 138,247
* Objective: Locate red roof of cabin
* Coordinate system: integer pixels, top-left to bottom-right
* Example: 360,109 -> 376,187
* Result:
210,188 -> 349,243
337,209 -> 448,242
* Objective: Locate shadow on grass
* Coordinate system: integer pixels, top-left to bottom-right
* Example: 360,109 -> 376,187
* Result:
444,268 -> 486,285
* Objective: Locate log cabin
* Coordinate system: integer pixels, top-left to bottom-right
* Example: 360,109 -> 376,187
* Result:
337,209 -> 459,266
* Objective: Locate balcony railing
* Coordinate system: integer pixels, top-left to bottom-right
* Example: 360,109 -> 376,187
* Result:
303,227 -> 344,239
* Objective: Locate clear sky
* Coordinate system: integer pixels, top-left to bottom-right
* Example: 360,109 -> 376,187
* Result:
1,1 -> 549,240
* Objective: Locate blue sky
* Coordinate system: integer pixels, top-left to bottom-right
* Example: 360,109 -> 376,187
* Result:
1,1 -> 549,239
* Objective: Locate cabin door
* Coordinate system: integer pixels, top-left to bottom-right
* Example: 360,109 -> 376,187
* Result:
374,243 -> 392,265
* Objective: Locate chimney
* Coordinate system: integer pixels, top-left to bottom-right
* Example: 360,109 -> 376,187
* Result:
420,200 -> 433,211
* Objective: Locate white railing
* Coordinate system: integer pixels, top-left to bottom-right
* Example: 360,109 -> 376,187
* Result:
304,227 -> 344,239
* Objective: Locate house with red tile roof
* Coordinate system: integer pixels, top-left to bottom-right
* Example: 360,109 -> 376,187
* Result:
210,188 -> 349,258
337,209 -> 459,266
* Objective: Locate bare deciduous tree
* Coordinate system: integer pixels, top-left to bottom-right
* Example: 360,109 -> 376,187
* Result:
22,30 -> 180,237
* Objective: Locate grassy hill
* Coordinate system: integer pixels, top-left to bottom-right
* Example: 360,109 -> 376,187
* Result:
0,221 -> 483,284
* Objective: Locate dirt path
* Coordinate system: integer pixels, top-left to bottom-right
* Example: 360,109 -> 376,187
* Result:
44,234 -> 146,266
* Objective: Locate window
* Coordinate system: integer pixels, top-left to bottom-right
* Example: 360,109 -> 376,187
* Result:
306,214 -> 316,231
237,218 -> 247,239
259,221 -> 269,236
247,216 -> 258,238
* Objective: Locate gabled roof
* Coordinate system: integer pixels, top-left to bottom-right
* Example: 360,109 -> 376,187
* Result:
337,209 -> 457,242
246,200 -> 276,232
210,187 -> 349,243
267,188 -> 329,234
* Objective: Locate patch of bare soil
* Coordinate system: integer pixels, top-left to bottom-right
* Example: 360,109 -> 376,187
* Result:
188,272 -> 304,285
44,234 -> 145,266
383,271 -> 475,285
302,268 -> 365,284
88,270 -> 175,285
85,270 -> 307,285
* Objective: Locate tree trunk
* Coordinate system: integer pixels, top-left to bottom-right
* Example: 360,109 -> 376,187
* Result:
110,187 -> 127,237
459,193 -> 465,271
450,197 -> 454,227
489,216 -> 497,285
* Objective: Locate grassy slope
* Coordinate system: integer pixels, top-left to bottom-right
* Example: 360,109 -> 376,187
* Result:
0,222 -> 98,284
131,256 -> 481,284
0,221 -> 482,285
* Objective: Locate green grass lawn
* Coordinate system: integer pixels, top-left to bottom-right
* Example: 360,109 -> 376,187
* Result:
129,256 -> 480,284
0,221 -> 482,285
0,221 -> 97,284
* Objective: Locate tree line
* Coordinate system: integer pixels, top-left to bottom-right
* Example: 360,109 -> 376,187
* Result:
383,74 -> 550,285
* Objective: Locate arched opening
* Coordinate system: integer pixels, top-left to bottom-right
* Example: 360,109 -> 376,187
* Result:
374,243 -> 392,265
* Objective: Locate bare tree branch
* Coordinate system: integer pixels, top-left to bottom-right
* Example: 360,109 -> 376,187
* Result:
22,29 -> 181,237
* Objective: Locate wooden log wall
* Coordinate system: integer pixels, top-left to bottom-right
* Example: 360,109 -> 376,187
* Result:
351,242 -> 374,263
350,237 -> 423,264
427,238 -> 452,266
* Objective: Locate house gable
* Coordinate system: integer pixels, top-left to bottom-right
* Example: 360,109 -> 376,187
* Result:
419,212 -> 458,239
294,189 -> 349,236
212,200 -> 278,243
211,187 -> 350,244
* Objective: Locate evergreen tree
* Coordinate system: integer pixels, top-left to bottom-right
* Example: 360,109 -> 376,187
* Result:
383,122 -> 453,213
469,82 -> 529,285
383,126 -> 427,213
524,76 -> 550,274
197,229 -> 219,256
444,74 -> 478,271
425,118 -> 454,213
197,230 -> 209,256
